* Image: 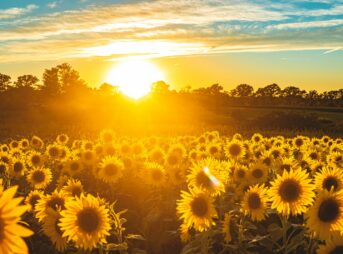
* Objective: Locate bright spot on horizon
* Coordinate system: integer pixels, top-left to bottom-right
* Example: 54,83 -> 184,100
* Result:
106,59 -> 165,99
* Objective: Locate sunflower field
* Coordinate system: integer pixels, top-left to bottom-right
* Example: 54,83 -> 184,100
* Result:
0,131 -> 343,254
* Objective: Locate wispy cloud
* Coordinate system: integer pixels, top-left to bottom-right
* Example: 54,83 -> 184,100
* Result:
0,0 -> 342,63
47,2 -> 58,9
0,4 -> 38,20
322,47 -> 342,54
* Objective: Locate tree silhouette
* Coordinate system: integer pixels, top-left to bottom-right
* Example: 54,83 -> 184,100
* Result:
230,84 -> 254,97
255,83 -> 281,97
14,75 -> 39,89
0,73 -> 11,92
151,80 -> 170,94
42,67 -> 60,95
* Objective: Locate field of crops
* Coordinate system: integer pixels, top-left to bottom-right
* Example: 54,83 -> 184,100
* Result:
0,131 -> 343,254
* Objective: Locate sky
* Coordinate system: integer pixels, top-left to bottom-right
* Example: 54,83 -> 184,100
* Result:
0,0 -> 342,92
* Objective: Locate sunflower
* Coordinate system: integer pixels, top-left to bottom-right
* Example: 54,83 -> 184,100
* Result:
56,134 -> 69,145
225,141 -> 245,160
98,156 -> 124,184
59,194 -> 111,250
187,158 -> 226,196
149,147 -> 165,165
0,145 -> 9,153
328,152 -> 343,168
165,150 -> 183,167
46,144 -> 61,159
268,169 -> 315,216
0,162 -> 8,175
314,167 -> 343,192
25,190 -> 44,212
233,165 -> 248,184
0,186 -> 33,254
64,159 -> 82,176
81,150 -> 96,165
35,190 -> 66,222
62,179 -> 84,197
179,223 -> 190,243
252,133 -> 263,143
20,139 -> 30,150
144,162 -> 166,187
317,232 -> 343,254
9,158 -> 27,178
177,188 -> 217,232
26,167 -> 52,189
206,143 -> 222,159
42,211 -> 68,252
100,129 -> 116,144
241,184 -> 269,221
222,212 -> 233,242
27,151 -> 44,168
248,162 -> 269,184
306,190 -> 343,240
31,135 -> 44,149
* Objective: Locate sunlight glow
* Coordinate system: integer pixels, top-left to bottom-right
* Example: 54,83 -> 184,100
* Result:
106,59 -> 165,99
203,166 -> 220,187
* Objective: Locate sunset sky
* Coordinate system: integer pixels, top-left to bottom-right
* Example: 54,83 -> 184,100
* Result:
0,0 -> 342,92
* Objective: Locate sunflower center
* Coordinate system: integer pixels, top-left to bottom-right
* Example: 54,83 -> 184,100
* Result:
0,164 -> 6,174
278,179 -> 301,202
310,152 -> 318,160
77,207 -> 100,234
29,195 -> 40,208
32,170 -> 45,183
190,196 -> 208,217
330,246 -> 343,254
248,193 -> 261,209
252,169 -> 263,179
229,144 -> 241,157
236,169 -> 245,179
323,177 -> 339,191
104,164 -> 118,176
167,154 -> 179,165
32,155 -> 41,165
196,171 -> 213,188
14,162 -> 23,172
318,198 -> 340,223
49,147 -> 59,157
210,147 -> 218,154
70,162 -> 80,171
263,157 -> 271,166
71,186 -> 82,196
47,197 -> 65,211
281,164 -> 291,171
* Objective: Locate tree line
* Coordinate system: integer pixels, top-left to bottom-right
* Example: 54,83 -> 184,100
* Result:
0,63 -> 342,107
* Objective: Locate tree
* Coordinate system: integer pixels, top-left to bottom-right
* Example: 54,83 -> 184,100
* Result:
99,82 -> 119,94
42,67 -> 60,95
255,83 -> 281,97
14,75 -> 39,89
281,86 -> 306,98
0,73 -> 11,92
57,63 -> 86,92
230,84 -> 254,97
151,80 -> 170,94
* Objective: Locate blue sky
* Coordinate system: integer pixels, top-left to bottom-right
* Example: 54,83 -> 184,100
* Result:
0,0 -> 342,90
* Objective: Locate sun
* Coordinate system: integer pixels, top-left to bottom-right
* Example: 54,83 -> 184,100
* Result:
106,59 -> 165,99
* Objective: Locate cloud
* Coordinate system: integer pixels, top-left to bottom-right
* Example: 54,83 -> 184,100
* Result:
0,4 -> 38,20
322,47 -> 342,54
0,0 -> 342,63
47,2 -> 58,9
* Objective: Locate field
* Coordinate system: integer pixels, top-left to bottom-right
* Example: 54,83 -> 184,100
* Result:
1,130 -> 343,253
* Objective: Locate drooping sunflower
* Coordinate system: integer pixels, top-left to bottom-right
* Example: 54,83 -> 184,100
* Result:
314,167 -> 343,192
177,188 -> 217,232
241,184 -> 269,221
0,186 -> 33,254
268,169 -> 315,216
9,158 -> 27,178
187,158 -> 226,196
306,190 -> 343,240
26,167 -> 52,189
179,223 -> 190,243
35,190 -> 67,222
222,212 -> 233,243
0,162 -> 8,175
59,194 -> 111,250
42,211 -> 68,252
97,156 -> 124,184
25,189 -> 44,213
31,135 -> 44,149
62,179 -> 84,197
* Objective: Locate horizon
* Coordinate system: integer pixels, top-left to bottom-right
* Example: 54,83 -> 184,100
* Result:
0,0 -> 343,92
